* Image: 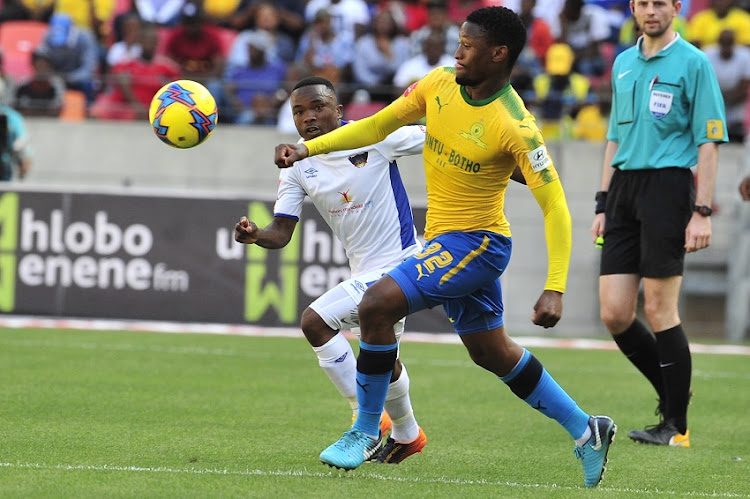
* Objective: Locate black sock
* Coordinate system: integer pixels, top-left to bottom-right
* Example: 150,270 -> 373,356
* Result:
655,324 -> 691,434
613,319 -> 665,402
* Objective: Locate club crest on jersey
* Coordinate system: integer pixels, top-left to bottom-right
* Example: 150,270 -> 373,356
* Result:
348,151 -> 368,168
459,122 -> 487,149
404,81 -> 418,97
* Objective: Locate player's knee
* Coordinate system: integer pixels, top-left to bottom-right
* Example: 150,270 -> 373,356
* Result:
360,279 -> 408,323
464,343 -> 500,374
358,288 -> 395,323
600,306 -> 632,333
300,307 -> 335,347
468,350 -> 495,373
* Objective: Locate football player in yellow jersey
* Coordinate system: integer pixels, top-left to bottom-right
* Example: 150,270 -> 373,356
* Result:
274,6 -> 615,487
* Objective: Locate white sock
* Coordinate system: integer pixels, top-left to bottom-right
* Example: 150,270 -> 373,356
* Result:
312,333 -> 357,413
384,364 -> 420,443
575,426 -> 592,447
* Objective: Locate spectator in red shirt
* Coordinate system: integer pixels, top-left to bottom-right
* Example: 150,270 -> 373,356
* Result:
165,3 -> 225,83
378,0 -> 429,34
520,0 -> 553,63
511,0 -> 553,96
445,0 -> 500,25
90,22 -> 181,120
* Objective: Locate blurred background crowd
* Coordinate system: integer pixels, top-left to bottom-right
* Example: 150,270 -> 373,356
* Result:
1,0 -> 750,143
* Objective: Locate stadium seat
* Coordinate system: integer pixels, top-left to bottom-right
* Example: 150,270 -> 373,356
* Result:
59,89 -> 88,121
0,20 -> 48,82
114,0 -> 132,15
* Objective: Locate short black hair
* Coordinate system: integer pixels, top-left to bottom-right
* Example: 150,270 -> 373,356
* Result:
292,76 -> 336,93
466,6 -> 527,69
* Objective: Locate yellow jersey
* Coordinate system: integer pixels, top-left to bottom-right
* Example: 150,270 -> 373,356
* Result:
303,66 -> 571,292
389,66 -> 560,240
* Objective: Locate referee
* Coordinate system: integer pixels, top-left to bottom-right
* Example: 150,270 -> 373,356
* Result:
590,0 -> 727,447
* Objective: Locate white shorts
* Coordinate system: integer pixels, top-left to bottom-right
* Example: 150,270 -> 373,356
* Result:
309,268 -> 406,341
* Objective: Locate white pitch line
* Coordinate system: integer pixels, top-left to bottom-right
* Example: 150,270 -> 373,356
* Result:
0,315 -> 749,356
0,462 -> 747,497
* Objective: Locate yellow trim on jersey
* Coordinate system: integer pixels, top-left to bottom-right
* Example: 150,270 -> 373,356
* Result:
531,180 -> 571,293
439,235 -> 490,285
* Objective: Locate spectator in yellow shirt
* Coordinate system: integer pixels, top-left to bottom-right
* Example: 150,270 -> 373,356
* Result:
531,43 -> 593,140
687,0 -> 750,48
54,0 -> 116,47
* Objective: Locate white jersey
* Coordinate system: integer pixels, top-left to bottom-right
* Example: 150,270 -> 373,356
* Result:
274,122 -> 425,276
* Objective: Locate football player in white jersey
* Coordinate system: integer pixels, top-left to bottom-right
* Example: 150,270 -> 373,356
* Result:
234,76 -> 427,464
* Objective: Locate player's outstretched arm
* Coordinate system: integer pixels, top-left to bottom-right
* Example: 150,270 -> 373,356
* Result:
234,216 -> 297,249
274,143 -> 309,168
276,106 -> 408,168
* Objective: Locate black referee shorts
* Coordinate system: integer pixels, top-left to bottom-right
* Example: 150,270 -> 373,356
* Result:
600,167 -> 695,278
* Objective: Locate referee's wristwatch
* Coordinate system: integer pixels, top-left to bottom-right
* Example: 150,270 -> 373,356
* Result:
693,204 -> 713,217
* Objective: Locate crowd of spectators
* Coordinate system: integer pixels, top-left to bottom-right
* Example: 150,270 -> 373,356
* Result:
0,0 -> 749,142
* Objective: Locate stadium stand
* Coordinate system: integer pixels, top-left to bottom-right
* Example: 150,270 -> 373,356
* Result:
0,20 -> 48,81
154,24 -> 236,58
343,100 -> 387,121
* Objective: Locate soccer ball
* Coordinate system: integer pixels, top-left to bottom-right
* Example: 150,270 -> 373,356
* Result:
149,80 -> 218,149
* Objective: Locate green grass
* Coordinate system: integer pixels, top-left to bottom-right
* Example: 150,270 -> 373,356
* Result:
0,328 -> 748,498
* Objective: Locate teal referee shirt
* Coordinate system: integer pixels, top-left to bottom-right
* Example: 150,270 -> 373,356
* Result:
607,34 -> 728,170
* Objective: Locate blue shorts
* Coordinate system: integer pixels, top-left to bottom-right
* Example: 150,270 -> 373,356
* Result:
388,231 -> 512,335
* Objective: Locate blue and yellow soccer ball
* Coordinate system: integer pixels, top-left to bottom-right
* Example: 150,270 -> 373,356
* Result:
149,80 -> 218,149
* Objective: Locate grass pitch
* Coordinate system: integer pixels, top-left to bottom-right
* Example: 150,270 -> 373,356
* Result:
0,328 -> 748,498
